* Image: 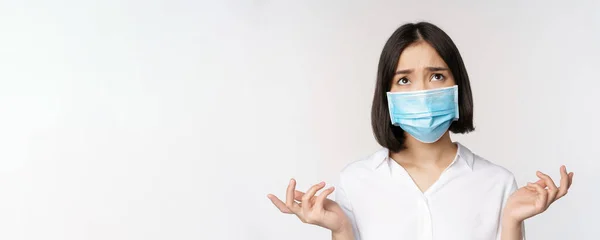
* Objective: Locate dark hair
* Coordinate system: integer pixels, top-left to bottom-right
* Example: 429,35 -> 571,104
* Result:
371,22 -> 474,152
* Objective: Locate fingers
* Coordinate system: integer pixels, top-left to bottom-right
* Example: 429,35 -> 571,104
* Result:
314,186 -> 335,210
286,179 -> 300,213
267,194 -> 292,214
528,182 -> 548,211
294,190 -> 304,200
295,190 -> 314,206
568,172 -> 574,188
269,179 -> 332,226
302,182 -> 326,213
534,179 -> 547,188
536,171 -> 558,204
556,165 -> 570,199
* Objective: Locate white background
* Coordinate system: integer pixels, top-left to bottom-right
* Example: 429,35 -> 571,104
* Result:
1,0 -> 599,239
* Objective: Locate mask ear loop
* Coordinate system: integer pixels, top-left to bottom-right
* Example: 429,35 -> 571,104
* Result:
453,86 -> 460,121
386,93 -> 397,125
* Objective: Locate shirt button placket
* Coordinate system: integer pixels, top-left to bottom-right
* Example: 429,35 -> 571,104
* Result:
421,196 -> 433,240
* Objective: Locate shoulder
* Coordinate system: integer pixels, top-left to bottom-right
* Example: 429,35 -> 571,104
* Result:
457,142 -> 514,180
470,151 -> 517,187
338,148 -> 387,184
473,154 -> 514,177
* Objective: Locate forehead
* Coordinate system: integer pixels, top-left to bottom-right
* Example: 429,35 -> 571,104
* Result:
397,41 -> 448,69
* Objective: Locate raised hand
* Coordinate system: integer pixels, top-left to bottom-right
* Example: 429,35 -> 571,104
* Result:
267,179 -> 351,234
503,165 -> 574,222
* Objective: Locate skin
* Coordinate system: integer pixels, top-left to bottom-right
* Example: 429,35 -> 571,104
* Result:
267,41 -> 573,240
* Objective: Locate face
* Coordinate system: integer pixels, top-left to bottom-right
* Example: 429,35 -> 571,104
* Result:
390,41 -> 456,92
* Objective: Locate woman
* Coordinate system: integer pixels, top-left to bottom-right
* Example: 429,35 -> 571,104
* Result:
267,22 -> 573,240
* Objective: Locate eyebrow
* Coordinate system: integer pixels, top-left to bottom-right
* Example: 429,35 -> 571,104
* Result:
395,67 -> 450,75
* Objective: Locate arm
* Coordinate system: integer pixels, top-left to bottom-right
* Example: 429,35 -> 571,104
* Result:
333,175 -> 359,240
499,178 -> 526,240
500,219 -> 524,240
332,225 -> 355,240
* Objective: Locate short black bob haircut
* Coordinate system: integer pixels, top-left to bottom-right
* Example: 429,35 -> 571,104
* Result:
371,22 -> 474,152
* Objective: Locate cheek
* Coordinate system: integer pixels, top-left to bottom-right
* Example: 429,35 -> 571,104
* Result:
448,77 -> 456,85
441,77 -> 456,86
389,84 -> 412,92
389,84 -> 401,92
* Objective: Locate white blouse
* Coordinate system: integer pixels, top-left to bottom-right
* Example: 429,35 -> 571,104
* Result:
334,143 -> 525,240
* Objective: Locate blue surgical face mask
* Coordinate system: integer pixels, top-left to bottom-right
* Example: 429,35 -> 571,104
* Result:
386,85 -> 459,143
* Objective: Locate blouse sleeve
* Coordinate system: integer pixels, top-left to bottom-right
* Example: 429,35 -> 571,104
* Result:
334,176 -> 360,240
497,177 -> 526,240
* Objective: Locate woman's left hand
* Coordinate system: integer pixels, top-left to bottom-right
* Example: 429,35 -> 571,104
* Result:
503,165 -> 574,223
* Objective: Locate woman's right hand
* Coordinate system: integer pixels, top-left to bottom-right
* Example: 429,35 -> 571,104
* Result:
267,179 -> 351,235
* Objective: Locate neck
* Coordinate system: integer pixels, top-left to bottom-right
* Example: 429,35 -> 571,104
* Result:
390,132 -> 457,168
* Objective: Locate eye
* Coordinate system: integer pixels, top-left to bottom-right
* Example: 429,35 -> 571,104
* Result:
397,77 -> 411,85
431,73 -> 445,81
